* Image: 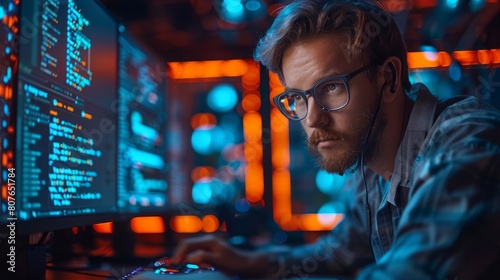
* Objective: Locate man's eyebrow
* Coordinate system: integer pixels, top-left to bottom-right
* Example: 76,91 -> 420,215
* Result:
281,67 -> 346,91
325,67 -> 346,76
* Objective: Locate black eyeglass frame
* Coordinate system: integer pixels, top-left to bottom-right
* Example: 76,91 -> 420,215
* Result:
273,64 -> 372,121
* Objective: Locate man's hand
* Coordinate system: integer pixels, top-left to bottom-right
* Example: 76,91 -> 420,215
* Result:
173,234 -> 269,277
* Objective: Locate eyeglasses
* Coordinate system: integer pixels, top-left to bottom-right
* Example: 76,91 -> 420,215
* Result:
273,65 -> 371,121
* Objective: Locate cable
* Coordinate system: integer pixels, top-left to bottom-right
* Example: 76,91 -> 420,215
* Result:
359,85 -> 384,263
360,82 -> 408,263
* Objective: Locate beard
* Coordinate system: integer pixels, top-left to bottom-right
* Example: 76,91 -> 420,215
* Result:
306,106 -> 387,175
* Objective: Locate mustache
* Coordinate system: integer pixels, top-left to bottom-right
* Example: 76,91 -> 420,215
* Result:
308,129 -> 345,146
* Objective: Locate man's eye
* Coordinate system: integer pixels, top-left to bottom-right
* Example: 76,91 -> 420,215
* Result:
326,83 -> 340,91
286,93 -> 302,101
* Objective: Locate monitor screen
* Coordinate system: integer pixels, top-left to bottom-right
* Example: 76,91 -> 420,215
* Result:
116,29 -> 169,215
16,0 -> 118,234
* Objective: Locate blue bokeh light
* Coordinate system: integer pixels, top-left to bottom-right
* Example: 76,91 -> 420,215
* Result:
207,84 -> 238,112
420,45 -> 438,62
272,231 -> 288,244
318,202 -> 345,226
318,202 -> 344,214
192,178 -> 237,204
191,125 -> 232,155
225,0 -> 244,13
3,66 -> 11,83
469,0 -> 486,12
245,0 -> 261,11
409,70 -> 441,84
448,62 -> 462,82
315,170 -> 346,195
191,126 -> 214,155
3,104 -> 9,116
222,0 -> 244,23
234,198 -> 250,212
445,0 -> 459,9
420,45 -> 437,52
192,180 -> 213,204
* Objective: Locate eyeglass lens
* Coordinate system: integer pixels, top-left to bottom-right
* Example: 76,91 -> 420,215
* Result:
277,78 -> 348,120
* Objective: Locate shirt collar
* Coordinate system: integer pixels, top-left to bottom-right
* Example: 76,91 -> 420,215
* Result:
387,83 -> 438,207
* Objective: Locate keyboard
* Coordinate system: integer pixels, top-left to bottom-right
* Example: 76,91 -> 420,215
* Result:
151,257 -> 216,274
119,257 -> 232,279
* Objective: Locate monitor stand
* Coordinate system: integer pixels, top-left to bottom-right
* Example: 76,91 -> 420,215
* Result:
90,220 -> 158,264
111,220 -> 137,260
1,234 -> 47,280
108,220 -> 171,263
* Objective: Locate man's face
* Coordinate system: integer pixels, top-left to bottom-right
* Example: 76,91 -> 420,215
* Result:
281,34 -> 383,174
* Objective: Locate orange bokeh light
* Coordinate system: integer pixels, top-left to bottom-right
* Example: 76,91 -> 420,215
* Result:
297,214 -> 343,231
170,215 -> 203,233
407,52 -> 440,68
243,112 -> 262,143
245,162 -> 264,202
453,51 -> 479,66
190,113 -> 217,129
131,216 -> 165,233
202,215 -> 220,232
241,94 -> 261,112
191,166 -> 217,182
93,222 -> 113,234
407,50 -> 500,69
168,60 -> 249,79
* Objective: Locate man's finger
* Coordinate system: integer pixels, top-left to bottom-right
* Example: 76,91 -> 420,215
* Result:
173,235 -> 221,263
184,250 -> 219,265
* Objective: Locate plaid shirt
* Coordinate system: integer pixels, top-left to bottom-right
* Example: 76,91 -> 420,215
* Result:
272,84 -> 500,279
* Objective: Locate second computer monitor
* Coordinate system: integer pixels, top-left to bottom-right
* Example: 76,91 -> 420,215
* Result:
116,29 -> 169,216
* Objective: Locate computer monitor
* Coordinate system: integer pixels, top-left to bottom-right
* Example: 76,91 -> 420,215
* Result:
116,28 -> 169,217
3,0 -> 171,278
15,0 -> 119,234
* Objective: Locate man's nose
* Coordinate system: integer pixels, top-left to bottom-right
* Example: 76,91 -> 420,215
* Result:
305,97 -> 328,127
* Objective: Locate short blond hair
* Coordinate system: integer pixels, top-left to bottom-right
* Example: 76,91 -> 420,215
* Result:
254,0 -> 411,91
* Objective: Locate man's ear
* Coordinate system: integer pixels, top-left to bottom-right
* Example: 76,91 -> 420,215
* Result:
388,63 -> 396,93
381,57 -> 402,101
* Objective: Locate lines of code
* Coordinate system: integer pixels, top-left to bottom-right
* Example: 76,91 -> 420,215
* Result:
17,0 -> 117,221
40,0 -> 61,78
18,82 -> 108,214
117,32 -> 168,211
66,0 -> 92,91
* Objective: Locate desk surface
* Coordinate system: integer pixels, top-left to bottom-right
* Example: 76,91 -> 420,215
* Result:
46,270 -> 351,280
38,233 -> 354,280
45,266 -> 353,280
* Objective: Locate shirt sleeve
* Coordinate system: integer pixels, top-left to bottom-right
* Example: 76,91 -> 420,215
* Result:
266,174 -> 375,278
357,109 -> 500,279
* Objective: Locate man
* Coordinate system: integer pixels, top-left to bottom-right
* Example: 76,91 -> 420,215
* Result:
173,0 -> 500,278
